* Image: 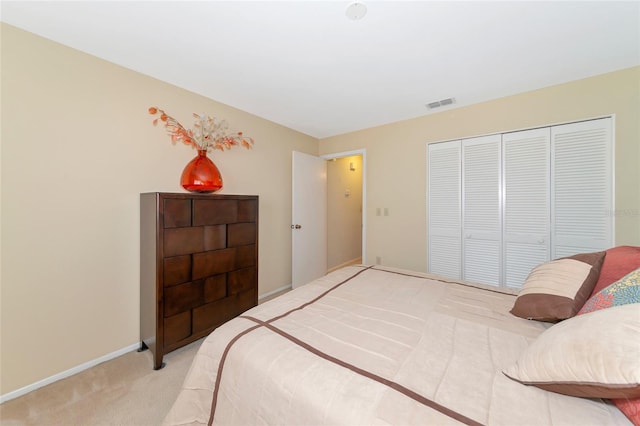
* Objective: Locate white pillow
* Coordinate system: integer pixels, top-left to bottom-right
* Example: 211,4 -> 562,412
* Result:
503,303 -> 640,398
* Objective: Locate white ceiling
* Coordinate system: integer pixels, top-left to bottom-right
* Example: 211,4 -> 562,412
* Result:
2,1 -> 639,138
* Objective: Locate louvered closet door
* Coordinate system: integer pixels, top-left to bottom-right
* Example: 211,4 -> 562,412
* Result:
462,135 -> 502,286
503,128 -> 550,289
428,141 -> 461,279
551,118 -> 613,258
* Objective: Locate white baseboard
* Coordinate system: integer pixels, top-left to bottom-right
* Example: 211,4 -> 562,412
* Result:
3,286 -> 296,404
0,342 -> 140,404
327,257 -> 362,273
258,283 -> 292,301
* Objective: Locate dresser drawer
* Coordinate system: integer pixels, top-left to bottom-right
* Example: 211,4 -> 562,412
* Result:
228,223 -> 257,247
193,199 -> 238,225
192,248 -> 237,279
164,281 -> 204,317
204,225 -> 227,251
228,267 -> 257,295
164,227 -> 204,257
204,274 -> 227,303
192,289 -> 255,334
164,311 -> 191,347
163,199 -> 191,228
163,255 -> 191,287
238,199 -> 258,222
235,244 -> 257,268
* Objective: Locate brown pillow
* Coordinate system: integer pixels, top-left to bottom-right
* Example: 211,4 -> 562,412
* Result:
510,251 -> 606,322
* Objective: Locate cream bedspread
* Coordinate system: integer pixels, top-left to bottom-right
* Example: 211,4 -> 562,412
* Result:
163,265 -> 631,426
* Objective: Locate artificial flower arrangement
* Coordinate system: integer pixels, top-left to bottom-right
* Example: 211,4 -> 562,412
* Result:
148,106 -> 254,152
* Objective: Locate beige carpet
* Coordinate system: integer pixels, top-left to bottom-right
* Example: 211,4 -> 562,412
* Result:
0,338 -> 202,426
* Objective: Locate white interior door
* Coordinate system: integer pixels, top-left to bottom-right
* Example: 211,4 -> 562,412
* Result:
503,128 -> 550,288
428,141 -> 462,279
292,151 -> 327,288
462,134 -> 502,286
551,118 -> 613,257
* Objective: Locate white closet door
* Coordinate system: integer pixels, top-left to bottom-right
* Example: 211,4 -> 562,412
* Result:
503,128 -> 550,289
428,141 -> 461,279
462,135 -> 502,286
551,118 -> 613,258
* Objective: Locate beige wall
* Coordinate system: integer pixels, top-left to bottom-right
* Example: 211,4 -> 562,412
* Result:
319,66 -> 640,271
327,156 -> 362,270
0,24 -> 317,395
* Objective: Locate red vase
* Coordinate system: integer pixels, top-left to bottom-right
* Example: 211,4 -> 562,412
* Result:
180,149 -> 223,193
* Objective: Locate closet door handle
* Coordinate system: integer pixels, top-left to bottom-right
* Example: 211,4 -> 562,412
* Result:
291,224 -> 302,229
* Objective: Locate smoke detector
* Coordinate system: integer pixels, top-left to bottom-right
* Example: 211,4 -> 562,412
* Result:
346,2 -> 367,20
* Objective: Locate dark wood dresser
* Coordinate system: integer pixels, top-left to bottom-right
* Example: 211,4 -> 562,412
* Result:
140,192 -> 258,369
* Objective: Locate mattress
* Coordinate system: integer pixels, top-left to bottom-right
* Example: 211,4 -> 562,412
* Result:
163,265 -> 631,425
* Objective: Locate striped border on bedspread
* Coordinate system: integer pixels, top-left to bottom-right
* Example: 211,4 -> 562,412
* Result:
208,266 -> 484,426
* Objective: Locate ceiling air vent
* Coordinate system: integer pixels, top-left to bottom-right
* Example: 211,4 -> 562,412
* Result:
426,97 -> 455,109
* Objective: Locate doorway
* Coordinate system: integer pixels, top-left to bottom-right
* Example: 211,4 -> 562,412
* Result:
322,149 -> 366,271
325,154 -> 363,271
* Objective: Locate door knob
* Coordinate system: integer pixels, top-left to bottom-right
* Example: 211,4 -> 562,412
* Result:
291,224 -> 302,229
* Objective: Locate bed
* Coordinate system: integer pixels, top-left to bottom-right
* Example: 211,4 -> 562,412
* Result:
163,254 -> 640,425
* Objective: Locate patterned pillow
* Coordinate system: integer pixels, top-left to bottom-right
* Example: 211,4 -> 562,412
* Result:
578,267 -> 640,315
510,251 -> 606,322
589,246 -> 640,297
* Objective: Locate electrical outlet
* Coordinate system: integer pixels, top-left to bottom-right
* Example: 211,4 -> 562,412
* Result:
384,207 -> 389,216
376,208 -> 381,216
375,256 -> 382,265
